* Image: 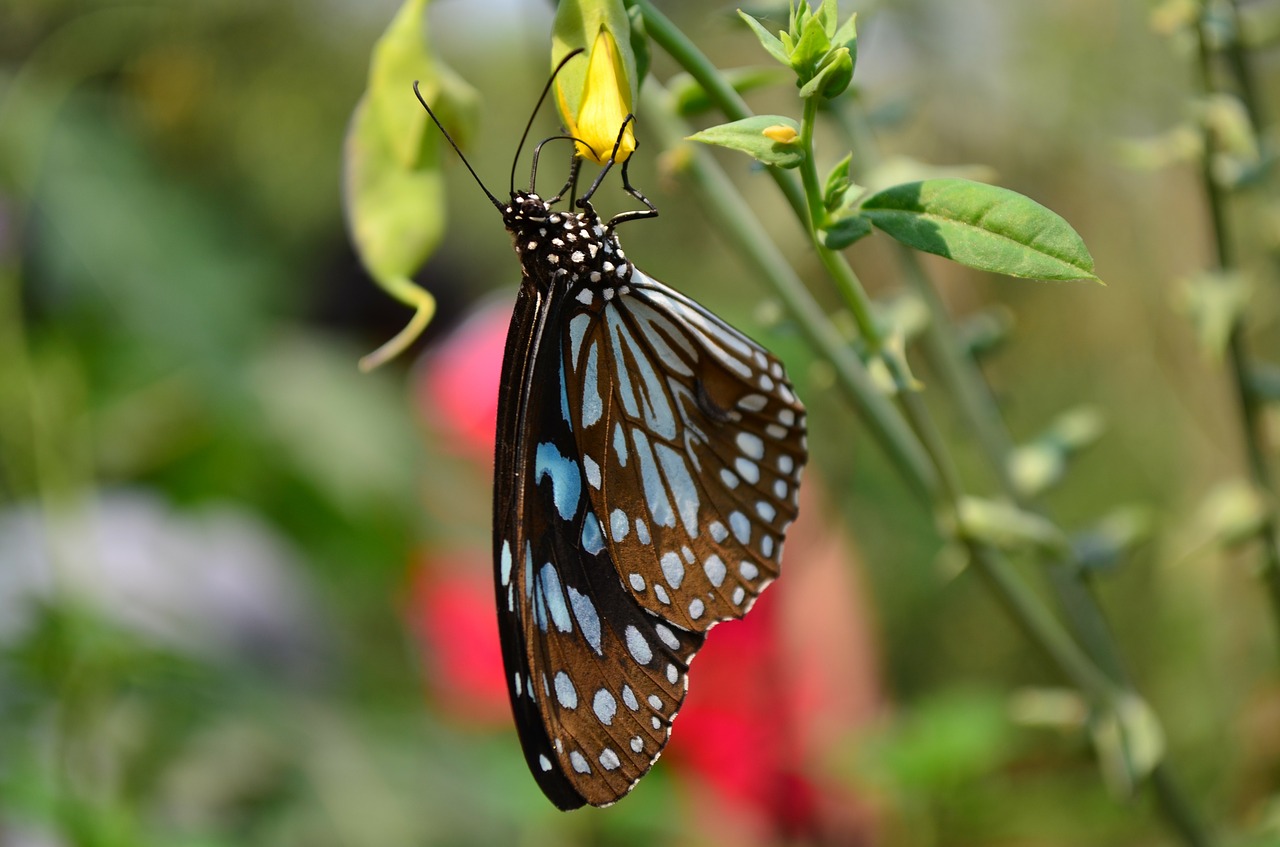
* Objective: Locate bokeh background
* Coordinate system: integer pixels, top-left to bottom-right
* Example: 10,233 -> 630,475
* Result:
3,1 -> 1278,845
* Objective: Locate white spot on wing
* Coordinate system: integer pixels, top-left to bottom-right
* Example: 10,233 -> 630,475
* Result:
593,689 -> 617,725
653,623 -> 680,651
736,432 -> 765,460
610,508 -> 630,541
704,554 -> 727,587
625,626 -> 653,664
567,586 -> 602,654
660,551 -> 685,588
554,671 -> 578,709
583,454 -> 602,489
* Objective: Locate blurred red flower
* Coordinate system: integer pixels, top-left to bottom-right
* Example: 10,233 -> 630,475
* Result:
413,296 -> 513,462
403,550 -> 509,725
666,482 -> 882,845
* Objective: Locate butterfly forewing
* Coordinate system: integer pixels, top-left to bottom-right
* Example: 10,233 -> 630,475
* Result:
559,270 -> 807,632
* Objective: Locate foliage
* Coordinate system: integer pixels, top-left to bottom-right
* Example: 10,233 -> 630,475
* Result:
4,0 -> 1280,845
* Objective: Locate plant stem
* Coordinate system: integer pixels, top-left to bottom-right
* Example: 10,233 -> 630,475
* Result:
1194,10 -> 1280,645
640,78 -> 1116,712
797,96 -> 882,350
830,98 -> 1144,687
636,4 -> 1213,842
638,84 -> 937,504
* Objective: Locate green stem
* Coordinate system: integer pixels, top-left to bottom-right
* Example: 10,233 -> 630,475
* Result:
1222,0 -> 1265,131
830,99 -> 1140,686
836,81 -> 1211,847
638,84 -> 938,503
797,96 -> 882,350
641,76 -> 1116,716
638,5 -> 1212,842
1194,11 -> 1280,647
632,2 -> 811,223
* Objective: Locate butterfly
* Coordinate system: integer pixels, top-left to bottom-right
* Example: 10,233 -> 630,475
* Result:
415,53 -> 807,809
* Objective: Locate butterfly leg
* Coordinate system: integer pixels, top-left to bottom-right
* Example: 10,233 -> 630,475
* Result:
603,148 -> 658,232
548,150 -> 584,206
576,115 -> 659,232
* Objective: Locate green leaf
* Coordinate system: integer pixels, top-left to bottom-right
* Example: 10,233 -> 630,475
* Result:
789,12 -> 831,79
861,178 -> 1100,282
832,10 -> 858,50
687,115 -> 804,169
368,0 -> 436,169
738,10 -> 790,65
817,0 -> 840,37
820,214 -> 872,249
343,95 -> 443,291
823,152 -> 853,211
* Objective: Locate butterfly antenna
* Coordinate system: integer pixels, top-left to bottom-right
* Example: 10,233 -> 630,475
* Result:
510,47 -> 585,196
413,81 -> 504,211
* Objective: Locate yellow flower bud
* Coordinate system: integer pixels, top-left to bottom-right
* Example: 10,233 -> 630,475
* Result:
762,124 -> 799,144
557,28 -> 636,165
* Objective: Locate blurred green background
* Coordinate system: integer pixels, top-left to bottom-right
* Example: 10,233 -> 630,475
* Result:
3,0 -> 1279,845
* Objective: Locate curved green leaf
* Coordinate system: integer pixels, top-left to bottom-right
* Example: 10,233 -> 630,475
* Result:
368,0 -> 435,169
343,95 -> 444,291
861,178 -> 1099,282
738,10 -> 790,66
687,115 -> 803,169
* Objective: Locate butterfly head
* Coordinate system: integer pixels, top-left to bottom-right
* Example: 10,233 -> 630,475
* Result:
504,191 -> 632,288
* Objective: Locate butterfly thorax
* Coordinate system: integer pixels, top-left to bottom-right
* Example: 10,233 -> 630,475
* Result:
504,192 -> 633,293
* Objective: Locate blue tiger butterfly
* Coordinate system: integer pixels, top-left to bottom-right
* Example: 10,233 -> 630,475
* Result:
416,51 -> 807,809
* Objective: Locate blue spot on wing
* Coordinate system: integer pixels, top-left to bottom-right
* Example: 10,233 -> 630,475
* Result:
581,513 -> 605,555
535,442 -> 582,521
559,361 -> 572,427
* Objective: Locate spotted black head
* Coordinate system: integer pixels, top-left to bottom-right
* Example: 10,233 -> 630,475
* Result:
505,190 -> 632,289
